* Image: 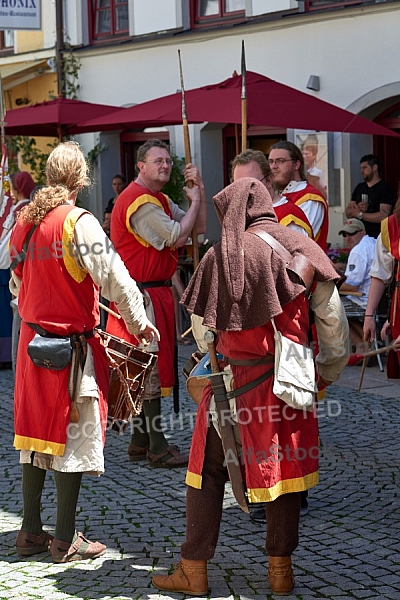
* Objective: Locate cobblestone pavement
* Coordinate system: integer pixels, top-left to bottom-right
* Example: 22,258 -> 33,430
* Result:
1,343 -> 400,600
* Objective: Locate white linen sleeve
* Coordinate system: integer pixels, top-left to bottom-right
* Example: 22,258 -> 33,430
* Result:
310,281 -> 349,382
287,223 -> 309,236
73,214 -> 148,335
369,234 -> 395,285
299,200 -> 324,239
131,203 -> 182,250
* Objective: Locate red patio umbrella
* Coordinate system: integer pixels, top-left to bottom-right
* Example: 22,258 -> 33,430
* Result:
78,71 -> 399,138
4,97 -> 123,139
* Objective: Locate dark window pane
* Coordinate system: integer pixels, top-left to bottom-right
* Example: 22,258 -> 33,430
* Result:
96,8 -> 111,33
116,5 -> 128,30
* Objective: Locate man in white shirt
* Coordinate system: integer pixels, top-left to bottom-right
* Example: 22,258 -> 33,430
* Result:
338,218 -> 376,361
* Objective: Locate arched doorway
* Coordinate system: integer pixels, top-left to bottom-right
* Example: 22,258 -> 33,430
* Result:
375,102 -> 400,197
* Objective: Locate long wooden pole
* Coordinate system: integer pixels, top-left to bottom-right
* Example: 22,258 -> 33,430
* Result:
178,49 -> 199,270
241,40 -> 247,153
0,75 -> 5,146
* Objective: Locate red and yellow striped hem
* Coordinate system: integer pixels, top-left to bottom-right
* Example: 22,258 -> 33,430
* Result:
14,434 -> 65,456
247,471 -> 319,503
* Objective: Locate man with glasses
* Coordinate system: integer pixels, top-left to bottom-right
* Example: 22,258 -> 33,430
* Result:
107,139 -> 206,467
338,218 -> 376,365
268,141 -> 328,250
231,149 -> 313,238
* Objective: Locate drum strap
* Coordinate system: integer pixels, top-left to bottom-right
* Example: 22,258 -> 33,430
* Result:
137,279 -> 172,291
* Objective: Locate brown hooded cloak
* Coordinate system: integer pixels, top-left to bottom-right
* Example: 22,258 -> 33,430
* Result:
181,177 -> 339,331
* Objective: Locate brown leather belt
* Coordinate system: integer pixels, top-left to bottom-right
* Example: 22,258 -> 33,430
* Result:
223,355 -> 274,367
26,323 -> 95,340
137,279 -> 172,291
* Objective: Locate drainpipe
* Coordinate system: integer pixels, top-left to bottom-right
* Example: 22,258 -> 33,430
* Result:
55,0 -> 65,98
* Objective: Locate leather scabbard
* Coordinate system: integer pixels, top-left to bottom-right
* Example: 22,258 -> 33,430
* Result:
210,370 -> 249,514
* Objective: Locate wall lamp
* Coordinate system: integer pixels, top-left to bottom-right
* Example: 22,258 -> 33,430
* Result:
306,75 -> 320,91
15,97 -> 30,106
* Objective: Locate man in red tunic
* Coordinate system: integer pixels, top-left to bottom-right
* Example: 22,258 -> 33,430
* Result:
231,149 -> 312,237
10,142 -> 158,562
152,178 -> 348,596
363,209 -> 400,372
232,149 -> 314,521
269,141 -> 329,250
107,139 -> 206,467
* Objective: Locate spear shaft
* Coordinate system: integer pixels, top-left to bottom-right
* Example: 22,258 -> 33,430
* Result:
241,40 -> 247,153
0,75 -> 5,146
178,49 -> 199,270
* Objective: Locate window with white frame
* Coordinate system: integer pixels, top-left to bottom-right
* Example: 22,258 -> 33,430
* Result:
0,30 -> 14,51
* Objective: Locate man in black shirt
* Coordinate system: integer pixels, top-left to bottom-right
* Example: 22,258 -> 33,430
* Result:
345,154 -> 394,238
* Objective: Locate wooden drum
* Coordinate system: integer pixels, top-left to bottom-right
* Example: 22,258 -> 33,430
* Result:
98,330 -> 157,433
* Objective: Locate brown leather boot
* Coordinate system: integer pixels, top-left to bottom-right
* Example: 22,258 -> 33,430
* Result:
152,558 -> 208,596
268,556 -> 294,595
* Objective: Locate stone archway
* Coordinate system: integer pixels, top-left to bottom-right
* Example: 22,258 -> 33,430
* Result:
347,85 -> 400,198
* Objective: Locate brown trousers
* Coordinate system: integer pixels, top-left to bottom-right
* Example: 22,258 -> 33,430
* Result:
181,424 -> 300,560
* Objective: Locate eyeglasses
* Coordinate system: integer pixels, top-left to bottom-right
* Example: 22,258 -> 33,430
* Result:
267,158 -> 295,166
145,158 -> 173,167
342,231 -> 358,238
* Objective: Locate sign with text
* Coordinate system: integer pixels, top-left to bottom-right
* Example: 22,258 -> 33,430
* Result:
0,1 -> 41,30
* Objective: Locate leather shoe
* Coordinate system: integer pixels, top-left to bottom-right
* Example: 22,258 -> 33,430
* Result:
147,445 -> 189,468
51,532 -> 106,563
152,558 -> 208,596
268,556 -> 294,595
128,443 -> 149,462
15,530 -> 53,556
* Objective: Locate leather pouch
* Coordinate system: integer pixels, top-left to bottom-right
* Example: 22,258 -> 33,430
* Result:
27,334 -> 72,370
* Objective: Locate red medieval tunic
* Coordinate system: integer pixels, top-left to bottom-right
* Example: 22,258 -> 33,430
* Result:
381,215 -> 400,340
107,181 -> 177,396
186,293 -> 319,503
284,182 -> 329,250
11,205 -> 109,456
274,200 -> 313,238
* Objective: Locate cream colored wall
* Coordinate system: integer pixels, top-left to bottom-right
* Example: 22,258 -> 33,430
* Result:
15,30 -> 44,53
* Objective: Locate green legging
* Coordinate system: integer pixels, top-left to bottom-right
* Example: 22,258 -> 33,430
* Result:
130,398 -> 169,456
21,463 -> 82,543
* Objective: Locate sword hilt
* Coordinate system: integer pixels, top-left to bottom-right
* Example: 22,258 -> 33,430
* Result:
204,330 -> 220,374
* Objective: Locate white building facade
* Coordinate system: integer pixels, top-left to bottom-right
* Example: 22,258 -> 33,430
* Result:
2,0 -> 400,245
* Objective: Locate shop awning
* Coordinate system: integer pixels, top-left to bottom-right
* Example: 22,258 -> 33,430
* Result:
0,60 -> 50,90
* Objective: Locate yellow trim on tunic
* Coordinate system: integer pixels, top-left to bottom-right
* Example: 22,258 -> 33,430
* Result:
126,194 -> 166,248
186,468 -> 318,501
161,386 -> 173,397
247,471 -> 319,503
186,470 -> 203,489
294,193 -> 326,206
380,217 -> 390,252
14,434 -> 65,456
62,207 -> 88,283
279,215 -> 313,238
